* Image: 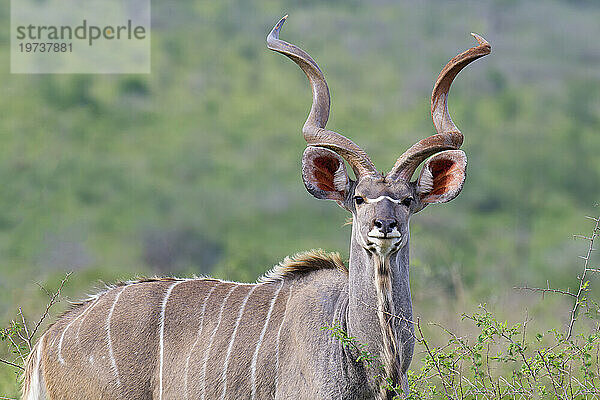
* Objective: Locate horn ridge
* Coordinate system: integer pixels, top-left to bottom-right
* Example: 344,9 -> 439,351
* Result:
267,16 -> 379,178
387,33 -> 491,181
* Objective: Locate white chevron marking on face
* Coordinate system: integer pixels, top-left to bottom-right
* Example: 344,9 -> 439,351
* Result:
364,196 -> 402,204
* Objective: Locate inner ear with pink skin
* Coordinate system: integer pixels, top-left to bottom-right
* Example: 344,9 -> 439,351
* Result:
302,147 -> 350,203
416,150 -> 467,205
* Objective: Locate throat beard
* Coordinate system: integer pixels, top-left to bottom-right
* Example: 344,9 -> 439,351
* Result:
373,254 -> 402,399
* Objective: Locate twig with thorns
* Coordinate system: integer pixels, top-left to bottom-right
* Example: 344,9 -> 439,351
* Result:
30,272 -> 72,341
514,281 -> 576,298
416,318 -> 455,400
0,272 -> 72,375
566,216 -> 600,339
512,216 -> 600,340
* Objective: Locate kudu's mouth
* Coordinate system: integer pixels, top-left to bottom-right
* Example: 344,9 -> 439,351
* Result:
367,232 -> 402,239
367,226 -> 403,240
365,232 -> 407,256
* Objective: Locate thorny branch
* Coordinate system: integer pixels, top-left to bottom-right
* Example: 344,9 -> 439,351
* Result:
512,216 -> 600,340
514,281 -> 576,298
567,216 -> 600,339
30,272 -> 72,341
0,272 -> 72,375
0,359 -> 23,371
416,318 -> 454,400
18,308 -> 31,351
537,349 -> 565,400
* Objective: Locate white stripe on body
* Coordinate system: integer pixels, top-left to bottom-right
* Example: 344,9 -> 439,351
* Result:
76,297 -> 103,342
201,284 -> 238,400
184,282 -> 220,399
106,286 -> 127,386
274,285 -> 293,394
251,280 -> 284,399
158,281 -> 185,400
220,284 -> 259,400
57,297 -> 100,365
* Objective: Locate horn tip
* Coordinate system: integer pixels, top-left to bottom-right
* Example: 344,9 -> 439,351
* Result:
274,15 -> 289,33
470,32 -> 491,52
267,15 -> 289,45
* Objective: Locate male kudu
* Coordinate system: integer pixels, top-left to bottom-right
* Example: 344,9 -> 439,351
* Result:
22,16 -> 490,400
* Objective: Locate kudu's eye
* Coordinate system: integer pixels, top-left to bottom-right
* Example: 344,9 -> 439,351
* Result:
402,197 -> 414,207
354,196 -> 365,205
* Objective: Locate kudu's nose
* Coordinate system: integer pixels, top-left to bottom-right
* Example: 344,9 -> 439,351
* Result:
373,219 -> 398,235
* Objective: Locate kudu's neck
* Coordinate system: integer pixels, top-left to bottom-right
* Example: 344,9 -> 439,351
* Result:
345,222 -> 414,393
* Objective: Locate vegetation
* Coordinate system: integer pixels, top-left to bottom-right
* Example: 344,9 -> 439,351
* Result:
1,0 -> 599,397
322,216 -> 600,398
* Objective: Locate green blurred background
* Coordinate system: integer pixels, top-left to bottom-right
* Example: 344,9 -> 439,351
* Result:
1,0 -> 600,395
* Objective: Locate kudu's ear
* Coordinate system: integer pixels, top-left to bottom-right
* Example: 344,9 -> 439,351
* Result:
415,150 -> 466,211
302,147 -> 351,205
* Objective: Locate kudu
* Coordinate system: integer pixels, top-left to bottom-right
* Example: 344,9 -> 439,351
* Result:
22,16 -> 490,400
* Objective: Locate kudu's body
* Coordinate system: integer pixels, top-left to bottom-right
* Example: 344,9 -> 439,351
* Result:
22,16 -> 490,400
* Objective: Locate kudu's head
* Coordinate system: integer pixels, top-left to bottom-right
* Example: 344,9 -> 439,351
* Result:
268,16 -> 490,257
